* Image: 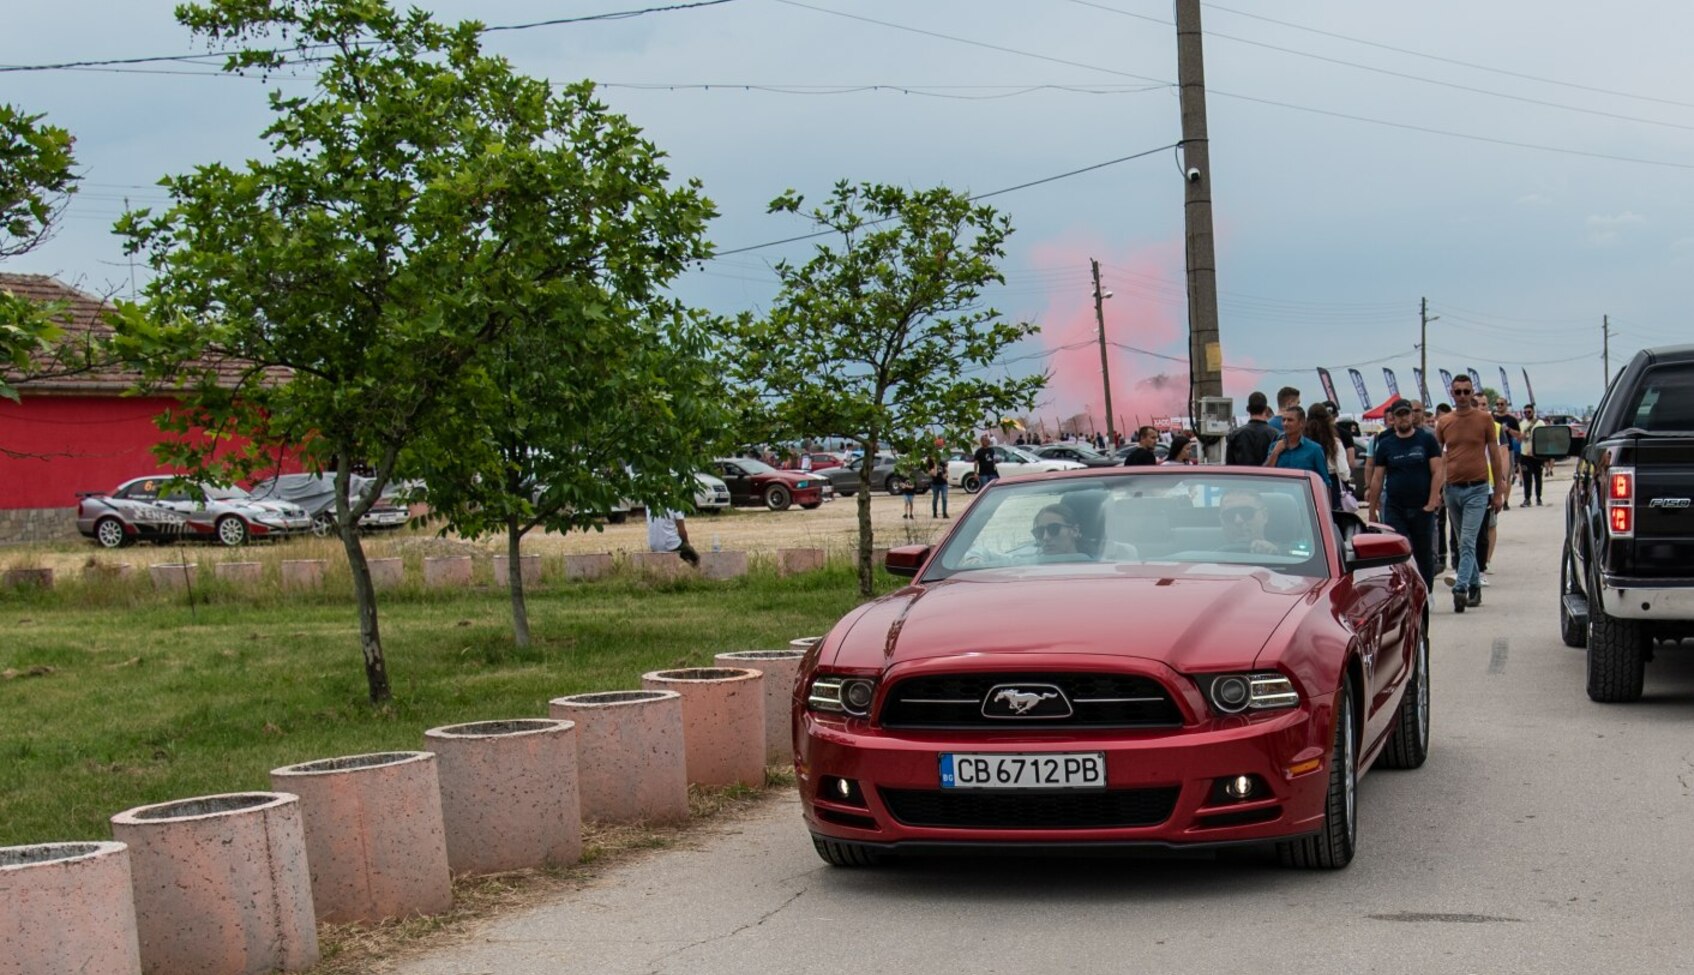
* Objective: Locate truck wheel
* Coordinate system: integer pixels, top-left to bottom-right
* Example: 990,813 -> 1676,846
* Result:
961,473 -> 981,494
1587,606 -> 1646,703
764,485 -> 792,511
1560,549 -> 1586,648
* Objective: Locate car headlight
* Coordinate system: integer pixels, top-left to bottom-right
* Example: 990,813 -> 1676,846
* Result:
796,480 -> 811,488
807,675 -> 877,717
1194,672 -> 1299,715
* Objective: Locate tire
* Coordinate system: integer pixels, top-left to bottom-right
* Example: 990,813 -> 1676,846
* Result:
961,473 -> 981,494
94,517 -> 129,549
1376,624 -> 1430,770
764,485 -> 792,511
886,476 -> 907,496
1560,547 -> 1586,648
215,515 -> 249,547
607,511 -> 628,524
812,835 -> 884,868
1587,605 -> 1646,703
800,502 -> 822,510
1278,682 -> 1357,869
311,513 -> 335,538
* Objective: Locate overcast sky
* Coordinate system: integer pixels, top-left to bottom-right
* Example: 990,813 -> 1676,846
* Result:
6,0 -> 1692,424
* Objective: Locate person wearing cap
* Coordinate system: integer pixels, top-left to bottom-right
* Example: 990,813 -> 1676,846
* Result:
1367,398 -> 1444,590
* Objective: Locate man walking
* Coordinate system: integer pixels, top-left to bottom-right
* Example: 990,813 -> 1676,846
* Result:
1519,404 -> 1546,506
1367,399 -> 1443,590
973,434 -> 1001,488
1226,391 -> 1277,467
1436,375 -> 1506,613
1121,426 -> 1160,466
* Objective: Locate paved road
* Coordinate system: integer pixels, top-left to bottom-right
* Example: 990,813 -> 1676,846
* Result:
401,477 -> 1694,975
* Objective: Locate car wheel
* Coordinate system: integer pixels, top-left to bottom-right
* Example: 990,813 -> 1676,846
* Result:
812,835 -> 884,868
607,511 -> 628,524
961,473 -> 981,494
311,513 -> 335,538
1277,682 -> 1357,869
94,517 -> 129,549
1587,603 -> 1646,703
886,476 -> 906,496
1559,548 -> 1586,648
1375,622 -> 1430,770
764,485 -> 792,511
215,515 -> 249,547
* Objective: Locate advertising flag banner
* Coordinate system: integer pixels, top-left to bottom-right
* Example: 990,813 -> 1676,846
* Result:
1346,369 -> 1372,413
1383,368 -> 1400,398
1522,368 -> 1537,407
1413,367 -> 1433,408
1316,368 -> 1340,408
1467,367 -> 1483,391
1439,369 -> 1455,402
1499,367 -> 1515,407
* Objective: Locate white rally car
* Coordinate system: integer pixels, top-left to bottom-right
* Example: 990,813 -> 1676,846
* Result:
947,445 -> 1085,493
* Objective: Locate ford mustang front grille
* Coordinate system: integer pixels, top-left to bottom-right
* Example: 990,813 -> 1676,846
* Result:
879,787 -> 1180,830
879,673 -> 1182,729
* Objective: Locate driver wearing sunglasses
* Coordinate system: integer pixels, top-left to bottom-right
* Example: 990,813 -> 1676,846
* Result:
1031,504 -> 1083,557
1219,488 -> 1283,555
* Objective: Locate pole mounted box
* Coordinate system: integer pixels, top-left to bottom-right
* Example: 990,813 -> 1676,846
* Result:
1198,396 -> 1234,436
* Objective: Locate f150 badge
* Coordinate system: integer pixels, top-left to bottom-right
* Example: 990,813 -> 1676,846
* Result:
1649,498 -> 1691,508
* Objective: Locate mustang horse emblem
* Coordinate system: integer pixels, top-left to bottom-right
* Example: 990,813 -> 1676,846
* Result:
994,689 -> 1059,715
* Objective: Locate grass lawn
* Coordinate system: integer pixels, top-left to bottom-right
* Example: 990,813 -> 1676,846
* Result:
0,562 -> 885,846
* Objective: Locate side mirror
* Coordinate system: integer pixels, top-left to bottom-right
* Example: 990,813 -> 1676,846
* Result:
885,544 -> 931,578
1532,424 -> 1576,457
1348,531 -> 1411,572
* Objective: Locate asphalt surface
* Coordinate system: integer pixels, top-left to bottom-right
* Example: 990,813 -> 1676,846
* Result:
400,475 -> 1694,975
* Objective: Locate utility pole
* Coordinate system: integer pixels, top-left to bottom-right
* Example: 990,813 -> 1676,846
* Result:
1602,314 -> 1612,388
1091,258 -> 1116,445
1175,0 -> 1223,440
1419,296 -> 1439,386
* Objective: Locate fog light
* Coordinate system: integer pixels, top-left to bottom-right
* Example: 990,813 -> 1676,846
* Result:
1208,773 -> 1265,805
1225,775 -> 1254,800
821,775 -> 866,808
836,777 -> 852,798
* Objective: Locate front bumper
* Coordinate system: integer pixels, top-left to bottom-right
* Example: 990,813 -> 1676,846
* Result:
798,706 -> 1332,848
1598,575 -> 1694,620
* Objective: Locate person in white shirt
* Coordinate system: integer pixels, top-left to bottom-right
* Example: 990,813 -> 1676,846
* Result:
647,509 -> 700,567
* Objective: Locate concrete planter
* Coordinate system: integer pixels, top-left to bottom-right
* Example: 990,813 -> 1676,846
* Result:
110,792 -> 317,975
697,550 -> 749,580
82,562 -> 134,582
422,556 -> 472,589
564,553 -> 613,581
422,720 -> 580,876
641,668 -> 766,789
367,557 -> 404,589
269,752 -> 452,924
213,561 -> 263,586
871,547 -> 889,569
146,563 -> 197,591
2,567 -> 53,590
631,551 -> 689,581
279,559 -> 325,590
547,690 -> 688,824
777,548 -> 825,576
789,636 -> 822,653
0,841 -> 141,975
713,651 -> 807,765
491,553 -> 542,587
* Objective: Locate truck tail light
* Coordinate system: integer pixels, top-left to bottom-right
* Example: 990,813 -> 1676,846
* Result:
1609,472 -> 1633,500
1606,467 -> 1634,538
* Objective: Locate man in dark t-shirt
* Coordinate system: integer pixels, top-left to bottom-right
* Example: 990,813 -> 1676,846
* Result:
972,435 -> 1000,487
1122,425 -> 1159,466
1369,399 -> 1444,589
1226,391 -> 1276,467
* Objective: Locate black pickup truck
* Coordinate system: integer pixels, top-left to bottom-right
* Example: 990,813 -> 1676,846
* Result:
1540,344 -> 1694,702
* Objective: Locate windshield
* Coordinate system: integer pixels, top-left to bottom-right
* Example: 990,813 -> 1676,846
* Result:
202,484 -> 252,500
925,473 -> 1327,579
734,458 -> 777,475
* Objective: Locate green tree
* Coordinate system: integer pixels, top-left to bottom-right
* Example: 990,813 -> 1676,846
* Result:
0,104 -> 79,401
730,182 -> 1045,595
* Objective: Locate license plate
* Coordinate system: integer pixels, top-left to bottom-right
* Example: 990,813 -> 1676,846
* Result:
939,752 -> 1106,790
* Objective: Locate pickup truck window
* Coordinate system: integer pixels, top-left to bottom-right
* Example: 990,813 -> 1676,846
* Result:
1623,364 -> 1694,429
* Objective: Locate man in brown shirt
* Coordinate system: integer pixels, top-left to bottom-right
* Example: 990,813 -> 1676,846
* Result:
1435,374 -> 1506,613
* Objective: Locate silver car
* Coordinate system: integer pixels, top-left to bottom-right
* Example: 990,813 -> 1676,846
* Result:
103,476 -> 312,546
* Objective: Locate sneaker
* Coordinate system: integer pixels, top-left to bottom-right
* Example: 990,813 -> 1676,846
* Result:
1479,573 -> 1490,587
1467,587 -> 1483,607
1442,571 -> 1458,589
1453,591 -> 1466,614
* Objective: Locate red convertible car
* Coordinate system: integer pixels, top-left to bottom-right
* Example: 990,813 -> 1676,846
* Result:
793,466 -> 1428,870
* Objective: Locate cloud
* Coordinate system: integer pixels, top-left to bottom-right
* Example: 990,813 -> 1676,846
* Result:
1586,210 -> 1645,246
1516,193 -> 1553,207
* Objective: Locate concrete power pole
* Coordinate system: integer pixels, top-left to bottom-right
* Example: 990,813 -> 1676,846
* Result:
1091,258 -> 1116,445
1419,297 -> 1438,395
1175,0 -> 1223,437
1602,314 -> 1612,388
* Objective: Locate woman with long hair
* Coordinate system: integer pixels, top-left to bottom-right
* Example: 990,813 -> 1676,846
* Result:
1305,404 -> 1348,509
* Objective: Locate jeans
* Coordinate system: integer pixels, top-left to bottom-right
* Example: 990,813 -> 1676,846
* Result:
1444,482 -> 1490,592
1519,456 -> 1544,503
1382,502 -> 1435,591
931,480 -> 949,517
1435,503 -> 1448,568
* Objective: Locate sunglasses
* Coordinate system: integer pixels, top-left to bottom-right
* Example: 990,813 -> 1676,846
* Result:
1031,522 -> 1073,539
1221,506 -> 1261,523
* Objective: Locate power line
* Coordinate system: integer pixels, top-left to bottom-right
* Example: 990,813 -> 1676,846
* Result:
483,0 -> 742,31
599,82 -> 1169,100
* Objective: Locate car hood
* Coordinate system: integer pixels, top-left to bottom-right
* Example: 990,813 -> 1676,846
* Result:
837,568 -> 1319,674
760,471 -> 820,486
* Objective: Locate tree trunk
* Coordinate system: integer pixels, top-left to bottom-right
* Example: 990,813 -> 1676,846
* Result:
857,436 -> 878,596
506,516 -> 531,649
340,525 -> 391,703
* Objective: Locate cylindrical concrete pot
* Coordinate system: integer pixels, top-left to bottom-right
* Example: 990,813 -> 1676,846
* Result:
422,720 -> 580,876
713,651 -> 807,766
147,563 -> 197,591
279,559 -> 325,590
870,547 -> 890,570
269,752 -> 452,924
491,554 -> 542,587
422,556 -> 472,589
777,548 -> 825,576
366,557 -> 405,589
641,668 -> 766,789
789,636 -> 822,653
213,561 -> 263,586
2,567 -> 53,590
110,793 -> 317,975
564,553 -> 613,581
82,562 -> 135,583
0,841 -> 141,975
631,551 -> 689,580
547,691 -> 688,824
697,550 -> 749,580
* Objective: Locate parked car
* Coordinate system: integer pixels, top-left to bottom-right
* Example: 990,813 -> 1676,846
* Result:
1026,442 -> 1121,467
1113,441 -> 1172,463
79,476 -> 312,547
794,466 -> 1427,869
946,445 -> 1086,493
249,473 -> 410,536
711,458 -> 827,511
694,472 -> 732,513
779,451 -> 849,473
821,453 -> 933,497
